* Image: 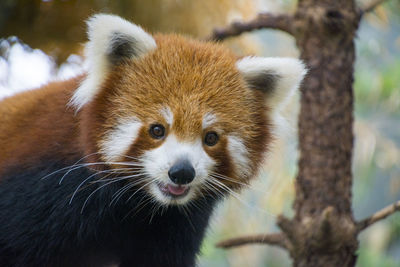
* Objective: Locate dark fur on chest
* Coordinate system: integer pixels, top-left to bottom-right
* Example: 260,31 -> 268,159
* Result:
0,160 -> 217,267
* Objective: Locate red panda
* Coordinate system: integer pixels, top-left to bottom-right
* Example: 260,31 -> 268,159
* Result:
0,14 -> 305,267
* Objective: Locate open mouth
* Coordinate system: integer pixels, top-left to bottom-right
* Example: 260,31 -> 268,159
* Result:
157,182 -> 190,198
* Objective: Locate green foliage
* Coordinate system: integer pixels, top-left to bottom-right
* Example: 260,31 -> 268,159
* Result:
388,213 -> 400,246
354,59 -> 400,114
356,246 -> 399,267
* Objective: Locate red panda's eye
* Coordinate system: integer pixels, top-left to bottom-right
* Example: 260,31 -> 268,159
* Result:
149,124 -> 165,139
204,132 -> 219,146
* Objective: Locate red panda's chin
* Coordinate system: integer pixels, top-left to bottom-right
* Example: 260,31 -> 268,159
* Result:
148,182 -> 195,206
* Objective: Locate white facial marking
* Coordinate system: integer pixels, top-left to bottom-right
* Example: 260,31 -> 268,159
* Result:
236,56 -> 306,138
202,112 -> 217,129
142,134 -> 215,205
70,14 -> 157,110
227,135 -> 250,178
160,106 -> 173,125
236,56 -> 306,112
100,118 -> 142,162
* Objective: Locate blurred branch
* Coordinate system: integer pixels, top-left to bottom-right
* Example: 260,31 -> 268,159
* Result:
206,13 -> 294,41
356,200 -> 400,232
216,232 -> 288,249
360,0 -> 389,16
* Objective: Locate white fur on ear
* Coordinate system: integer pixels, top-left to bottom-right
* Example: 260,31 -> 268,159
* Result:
237,56 -> 306,135
70,14 -> 157,110
236,56 -> 306,111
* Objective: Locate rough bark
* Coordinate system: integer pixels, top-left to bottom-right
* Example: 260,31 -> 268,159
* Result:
284,1 -> 359,266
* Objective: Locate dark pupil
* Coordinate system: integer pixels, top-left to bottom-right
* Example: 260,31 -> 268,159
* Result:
205,132 -> 218,146
150,125 -> 165,138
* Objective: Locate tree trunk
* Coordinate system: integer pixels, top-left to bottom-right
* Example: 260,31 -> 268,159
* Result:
282,0 -> 359,266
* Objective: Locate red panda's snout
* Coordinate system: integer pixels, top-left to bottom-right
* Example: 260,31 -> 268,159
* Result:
143,133 -> 216,205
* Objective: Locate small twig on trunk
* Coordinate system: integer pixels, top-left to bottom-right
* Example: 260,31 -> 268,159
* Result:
356,200 -> 400,232
206,13 -> 294,41
360,0 -> 389,16
216,232 -> 287,250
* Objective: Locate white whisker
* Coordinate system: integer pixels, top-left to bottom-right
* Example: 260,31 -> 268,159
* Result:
80,174 -> 146,213
203,181 -> 225,200
69,170 -> 144,205
207,178 -> 274,217
41,161 -> 144,182
125,179 -> 156,203
109,175 -> 149,206
123,196 -> 154,221
209,172 -> 249,187
149,201 -> 163,224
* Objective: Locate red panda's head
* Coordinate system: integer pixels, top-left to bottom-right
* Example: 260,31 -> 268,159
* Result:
71,14 -> 306,205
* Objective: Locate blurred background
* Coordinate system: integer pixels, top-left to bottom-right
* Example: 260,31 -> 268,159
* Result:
0,0 -> 399,266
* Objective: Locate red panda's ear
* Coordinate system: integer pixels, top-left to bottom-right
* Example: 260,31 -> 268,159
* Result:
70,14 -> 157,110
236,57 -> 307,113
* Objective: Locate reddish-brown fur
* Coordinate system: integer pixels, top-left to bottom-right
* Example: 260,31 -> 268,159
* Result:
0,34 -> 271,190
0,77 -> 84,178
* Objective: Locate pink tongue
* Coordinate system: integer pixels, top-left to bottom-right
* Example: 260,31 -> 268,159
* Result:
167,185 -> 187,195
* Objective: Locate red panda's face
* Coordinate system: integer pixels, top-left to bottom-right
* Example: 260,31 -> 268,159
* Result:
93,36 -> 268,205
73,15 -> 306,206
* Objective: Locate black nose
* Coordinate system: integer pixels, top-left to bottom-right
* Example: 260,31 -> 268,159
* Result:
168,159 -> 196,185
